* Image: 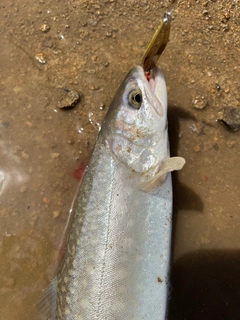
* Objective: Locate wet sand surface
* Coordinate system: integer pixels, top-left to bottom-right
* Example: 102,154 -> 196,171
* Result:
0,0 -> 240,319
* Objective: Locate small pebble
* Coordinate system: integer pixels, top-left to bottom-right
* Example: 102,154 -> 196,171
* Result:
227,141 -> 235,148
57,90 -> 80,109
51,152 -> 60,159
221,24 -> 229,32
193,145 -> 201,152
26,121 -> 33,127
53,211 -> 59,218
224,88 -> 230,94
99,103 -> 105,110
91,55 -> 98,61
89,85 -> 99,90
35,53 -> 47,64
42,197 -> 50,204
40,24 -> 50,32
89,19 -> 97,27
21,151 -> 29,159
192,95 -> 208,110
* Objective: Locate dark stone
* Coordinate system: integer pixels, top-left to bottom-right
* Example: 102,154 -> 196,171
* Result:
57,89 -> 80,109
220,107 -> 240,131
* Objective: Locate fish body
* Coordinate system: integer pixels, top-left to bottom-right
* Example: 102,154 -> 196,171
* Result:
54,65 -> 185,319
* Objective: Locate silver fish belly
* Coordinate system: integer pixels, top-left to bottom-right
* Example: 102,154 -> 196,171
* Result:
55,65 -> 185,320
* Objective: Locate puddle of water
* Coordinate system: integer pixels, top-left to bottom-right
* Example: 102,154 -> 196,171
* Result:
0,0 -> 240,319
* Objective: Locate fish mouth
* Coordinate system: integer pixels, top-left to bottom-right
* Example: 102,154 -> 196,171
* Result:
148,69 -> 157,92
142,65 -> 167,115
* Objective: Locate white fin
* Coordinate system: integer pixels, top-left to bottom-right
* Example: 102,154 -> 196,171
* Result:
140,157 -> 186,192
36,277 -> 57,320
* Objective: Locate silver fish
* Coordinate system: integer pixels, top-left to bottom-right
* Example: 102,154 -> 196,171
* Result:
42,65 -> 185,320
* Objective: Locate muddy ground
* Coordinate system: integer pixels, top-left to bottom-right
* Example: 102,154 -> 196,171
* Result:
0,0 -> 240,319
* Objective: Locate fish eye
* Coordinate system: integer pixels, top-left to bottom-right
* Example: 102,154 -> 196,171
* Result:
128,89 -> 142,110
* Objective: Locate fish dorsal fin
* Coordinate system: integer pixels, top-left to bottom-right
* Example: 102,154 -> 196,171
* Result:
36,277 -> 57,320
139,156 -> 186,192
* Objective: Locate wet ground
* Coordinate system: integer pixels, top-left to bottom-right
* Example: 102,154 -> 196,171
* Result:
1,0 -> 240,319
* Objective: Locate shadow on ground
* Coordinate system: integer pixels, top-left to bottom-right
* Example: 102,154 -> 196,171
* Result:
167,107 -> 240,320
168,106 -> 204,211
168,250 -> 240,320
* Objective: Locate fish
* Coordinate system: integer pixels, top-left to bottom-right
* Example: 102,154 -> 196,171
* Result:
40,64 -> 185,320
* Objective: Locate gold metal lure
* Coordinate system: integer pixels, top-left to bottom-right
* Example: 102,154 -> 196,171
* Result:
141,11 -> 173,73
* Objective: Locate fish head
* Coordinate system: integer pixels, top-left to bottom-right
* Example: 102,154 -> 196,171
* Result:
102,65 -> 169,174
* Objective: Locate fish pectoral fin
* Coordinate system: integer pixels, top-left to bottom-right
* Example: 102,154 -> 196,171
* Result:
139,156 -> 186,192
157,156 -> 186,176
35,277 -> 57,320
